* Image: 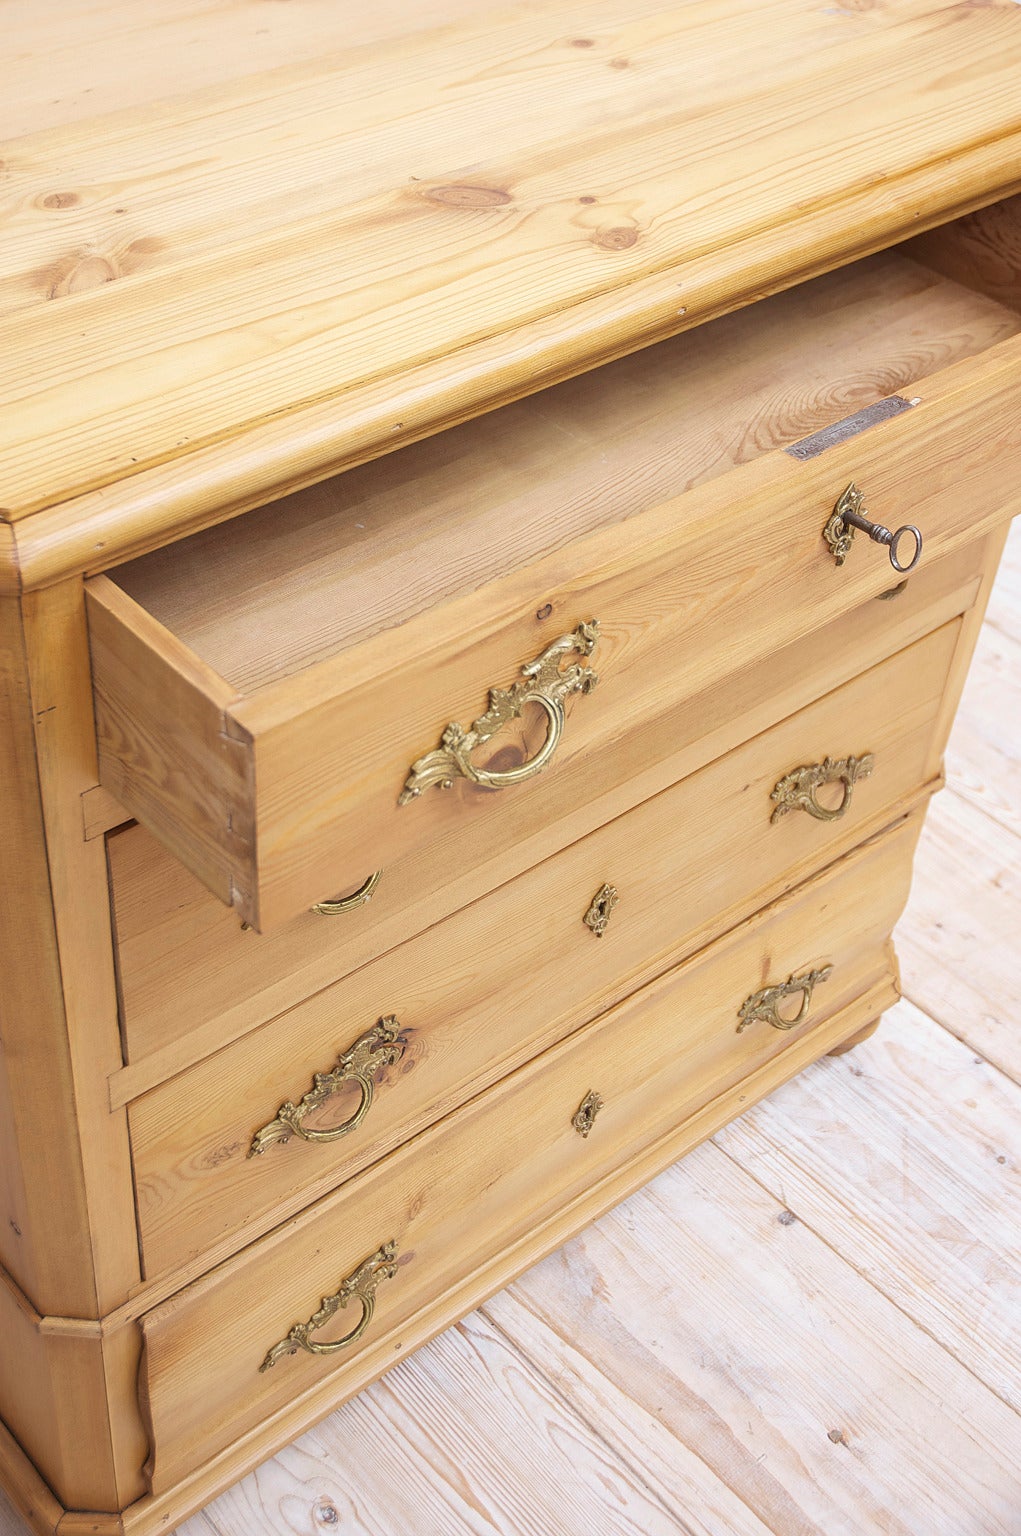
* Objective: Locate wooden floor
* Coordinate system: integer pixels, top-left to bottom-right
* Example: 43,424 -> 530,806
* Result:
3,524 -> 1020,1536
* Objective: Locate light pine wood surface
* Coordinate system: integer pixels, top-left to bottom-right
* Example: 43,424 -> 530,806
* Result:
2,538 -> 1016,1535
5,0 -> 1021,591
2,14 -> 1020,1533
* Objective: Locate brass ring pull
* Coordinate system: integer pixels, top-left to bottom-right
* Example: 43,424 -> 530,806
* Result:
398,621 -> 599,805
737,965 -> 833,1034
259,1241 -> 400,1371
248,1017 -> 403,1158
311,870 -> 382,916
770,753 -> 874,824
823,483 -> 923,574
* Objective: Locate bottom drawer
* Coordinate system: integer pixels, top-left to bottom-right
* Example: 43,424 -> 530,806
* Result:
139,814 -> 920,1494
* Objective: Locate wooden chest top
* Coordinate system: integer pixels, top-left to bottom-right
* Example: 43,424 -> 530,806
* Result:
2,0 -> 1021,585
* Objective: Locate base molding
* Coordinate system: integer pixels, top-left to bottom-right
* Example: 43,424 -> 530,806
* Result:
0,979 -> 894,1536
0,1420 -> 62,1536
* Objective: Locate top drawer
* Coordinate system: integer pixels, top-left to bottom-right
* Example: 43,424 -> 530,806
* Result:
86,251 -> 1021,930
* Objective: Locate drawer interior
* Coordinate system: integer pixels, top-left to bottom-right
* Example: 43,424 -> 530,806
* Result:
88,214 -> 1021,931
106,246 -> 1021,692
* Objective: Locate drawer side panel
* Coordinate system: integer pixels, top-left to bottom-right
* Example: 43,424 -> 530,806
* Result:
88,576 -> 254,911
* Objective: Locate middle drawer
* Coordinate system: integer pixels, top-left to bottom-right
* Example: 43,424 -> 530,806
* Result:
128,616 -> 957,1281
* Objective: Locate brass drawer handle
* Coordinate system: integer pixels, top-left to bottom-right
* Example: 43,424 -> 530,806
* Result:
398,621 -> 599,805
259,1241 -> 400,1371
311,870 -> 382,915
770,753 -> 874,823
248,1017 -> 404,1158
737,965 -> 833,1034
823,483 -> 922,574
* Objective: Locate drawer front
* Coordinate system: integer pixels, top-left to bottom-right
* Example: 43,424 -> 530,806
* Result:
110,539 -> 987,1075
128,619 -> 956,1279
139,815 -> 918,1494
88,329 -> 1021,933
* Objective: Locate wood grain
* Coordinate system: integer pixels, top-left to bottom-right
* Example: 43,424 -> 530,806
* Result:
943,620 -> 1021,838
897,790 -> 1021,1087
0,1 -> 853,316
150,573 -> 1021,1536
74,982 -> 892,1536
0,1286 -> 61,1514
0,12 -> 1018,1530
117,611 -> 956,1080
2,1 -> 1021,549
237,1312 -> 691,1536
0,1429 -> 60,1536
86,576 -> 252,910
81,783 -> 128,842
492,1143 -> 1021,1536
984,517 -> 1021,642
0,0 -> 496,138
202,366 -> 1021,933
0,596 -> 105,1315
0,1274 -> 143,1513
715,998 -> 1021,1415
907,192 -> 1021,313
19,583 -> 142,1316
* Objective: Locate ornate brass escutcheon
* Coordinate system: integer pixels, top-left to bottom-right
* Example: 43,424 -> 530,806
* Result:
583,883 -> 619,938
311,869 -> 382,916
248,1017 -> 404,1157
259,1241 -> 400,1371
770,753 -> 874,823
572,1090 -> 604,1138
398,621 -> 599,805
823,482 -> 922,574
736,965 -> 833,1034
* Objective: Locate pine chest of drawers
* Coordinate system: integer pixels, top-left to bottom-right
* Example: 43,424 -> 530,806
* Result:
2,3 -> 1021,1531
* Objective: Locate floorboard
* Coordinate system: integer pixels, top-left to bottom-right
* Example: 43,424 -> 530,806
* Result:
715,997 -> 1021,1413
897,790 -> 1021,1087
984,520 -> 1021,644
491,1149 -> 1021,1536
181,1313 -> 688,1536
944,621 -> 1021,839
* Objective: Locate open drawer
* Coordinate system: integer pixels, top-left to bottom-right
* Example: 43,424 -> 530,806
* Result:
87,249 -> 1021,930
